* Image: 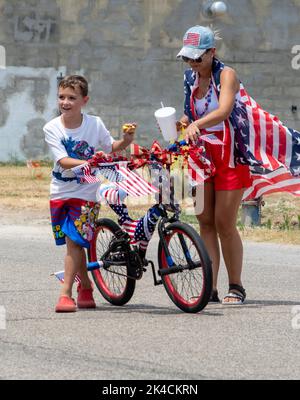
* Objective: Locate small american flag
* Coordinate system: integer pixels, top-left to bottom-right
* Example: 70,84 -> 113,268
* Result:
71,163 -> 100,184
52,270 -> 81,285
100,185 -> 121,205
117,165 -> 157,197
188,156 -> 205,185
71,162 -> 157,198
200,133 -> 224,145
184,32 -> 201,47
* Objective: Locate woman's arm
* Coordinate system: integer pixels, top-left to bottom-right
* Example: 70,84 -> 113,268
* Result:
185,67 -> 239,142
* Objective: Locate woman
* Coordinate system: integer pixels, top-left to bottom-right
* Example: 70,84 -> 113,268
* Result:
176,26 -> 300,304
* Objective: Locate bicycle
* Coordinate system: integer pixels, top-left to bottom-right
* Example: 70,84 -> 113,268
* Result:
86,154 -> 213,313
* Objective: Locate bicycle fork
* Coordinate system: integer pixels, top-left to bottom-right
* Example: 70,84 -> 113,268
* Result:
154,220 -> 199,282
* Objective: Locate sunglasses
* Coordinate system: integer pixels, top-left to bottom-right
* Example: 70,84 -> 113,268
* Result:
182,49 -> 210,63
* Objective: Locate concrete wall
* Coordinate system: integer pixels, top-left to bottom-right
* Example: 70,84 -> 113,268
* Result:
0,0 -> 299,161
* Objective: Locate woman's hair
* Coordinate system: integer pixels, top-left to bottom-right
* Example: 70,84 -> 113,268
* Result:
58,75 -> 88,97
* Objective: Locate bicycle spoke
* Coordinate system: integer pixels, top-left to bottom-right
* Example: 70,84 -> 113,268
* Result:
95,228 -> 127,296
166,231 -> 204,305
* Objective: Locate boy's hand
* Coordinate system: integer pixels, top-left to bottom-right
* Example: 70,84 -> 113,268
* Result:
122,123 -> 137,134
122,123 -> 137,146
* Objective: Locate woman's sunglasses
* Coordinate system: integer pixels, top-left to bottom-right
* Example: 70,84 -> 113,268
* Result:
182,49 -> 210,63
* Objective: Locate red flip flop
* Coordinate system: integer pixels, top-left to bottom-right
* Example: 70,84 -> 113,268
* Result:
55,296 -> 77,313
77,285 -> 96,309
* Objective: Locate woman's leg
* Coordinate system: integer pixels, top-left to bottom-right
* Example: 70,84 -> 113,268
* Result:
195,182 -> 220,291
215,189 -> 245,302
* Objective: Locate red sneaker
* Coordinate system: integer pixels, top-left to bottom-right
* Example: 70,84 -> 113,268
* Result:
77,285 -> 96,309
55,296 -> 76,313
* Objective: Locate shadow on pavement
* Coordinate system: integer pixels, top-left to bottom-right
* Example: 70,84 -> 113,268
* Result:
243,299 -> 300,307
87,303 -> 223,316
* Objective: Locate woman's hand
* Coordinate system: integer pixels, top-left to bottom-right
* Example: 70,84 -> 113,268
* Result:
185,121 -> 200,144
176,120 -> 188,132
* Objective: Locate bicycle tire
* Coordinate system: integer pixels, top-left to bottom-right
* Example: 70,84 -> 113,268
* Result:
88,218 -> 136,306
158,221 -> 212,313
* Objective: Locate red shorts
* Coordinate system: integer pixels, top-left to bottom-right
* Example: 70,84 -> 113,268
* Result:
205,131 -> 252,191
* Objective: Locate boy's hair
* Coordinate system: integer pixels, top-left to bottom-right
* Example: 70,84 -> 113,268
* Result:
58,75 -> 89,97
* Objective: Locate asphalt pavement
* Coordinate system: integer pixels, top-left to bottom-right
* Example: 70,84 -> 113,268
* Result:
0,219 -> 299,380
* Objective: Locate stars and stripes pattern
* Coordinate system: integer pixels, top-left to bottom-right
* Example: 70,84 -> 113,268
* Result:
108,203 -> 161,252
52,270 -> 81,285
243,167 -> 300,200
184,32 -> 201,47
116,165 -> 157,197
71,163 -> 100,184
200,133 -> 224,145
98,184 -> 128,205
72,162 -> 158,198
184,58 -> 300,199
188,156 -> 205,186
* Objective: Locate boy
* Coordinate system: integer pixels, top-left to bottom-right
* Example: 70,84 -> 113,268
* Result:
44,75 -> 136,312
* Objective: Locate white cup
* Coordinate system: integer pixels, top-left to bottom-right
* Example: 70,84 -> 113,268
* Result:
154,107 -> 177,141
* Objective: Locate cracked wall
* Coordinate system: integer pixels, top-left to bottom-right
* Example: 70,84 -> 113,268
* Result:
0,0 -> 299,161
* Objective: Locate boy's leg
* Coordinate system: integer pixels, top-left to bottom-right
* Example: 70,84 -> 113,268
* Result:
76,246 -> 93,289
60,237 -> 90,298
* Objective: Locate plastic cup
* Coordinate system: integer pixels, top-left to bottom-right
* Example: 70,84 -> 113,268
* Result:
154,107 -> 177,141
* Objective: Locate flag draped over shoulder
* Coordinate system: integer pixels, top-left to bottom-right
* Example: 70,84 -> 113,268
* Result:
184,58 -> 300,199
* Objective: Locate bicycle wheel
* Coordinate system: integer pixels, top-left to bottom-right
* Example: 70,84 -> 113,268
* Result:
158,221 -> 212,313
88,218 -> 136,306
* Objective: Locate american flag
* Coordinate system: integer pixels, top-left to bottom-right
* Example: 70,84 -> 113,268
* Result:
243,167 -> 300,200
188,156 -> 205,185
226,89 -> 300,199
200,133 -> 224,145
99,184 -> 129,205
117,165 -> 157,197
71,163 -> 100,184
184,32 -> 201,47
52,270 -> 81,285
109,203 -> 161,252
184,58 -> 300,199
72,162 -> 158,198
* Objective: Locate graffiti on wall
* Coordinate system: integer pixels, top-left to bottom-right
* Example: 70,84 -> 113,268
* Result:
0,66 -> 65,161
14,11 -> 56,43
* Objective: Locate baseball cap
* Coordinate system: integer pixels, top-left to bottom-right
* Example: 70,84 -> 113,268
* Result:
177,26 -> 215,60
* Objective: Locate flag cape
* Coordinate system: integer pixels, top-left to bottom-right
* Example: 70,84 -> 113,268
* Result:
183,58 -> 300,199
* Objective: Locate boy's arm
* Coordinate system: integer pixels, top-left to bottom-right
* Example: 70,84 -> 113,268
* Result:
58,157 -> 89,169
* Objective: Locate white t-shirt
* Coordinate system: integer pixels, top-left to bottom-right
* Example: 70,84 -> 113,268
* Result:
44,113 -> 114,201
